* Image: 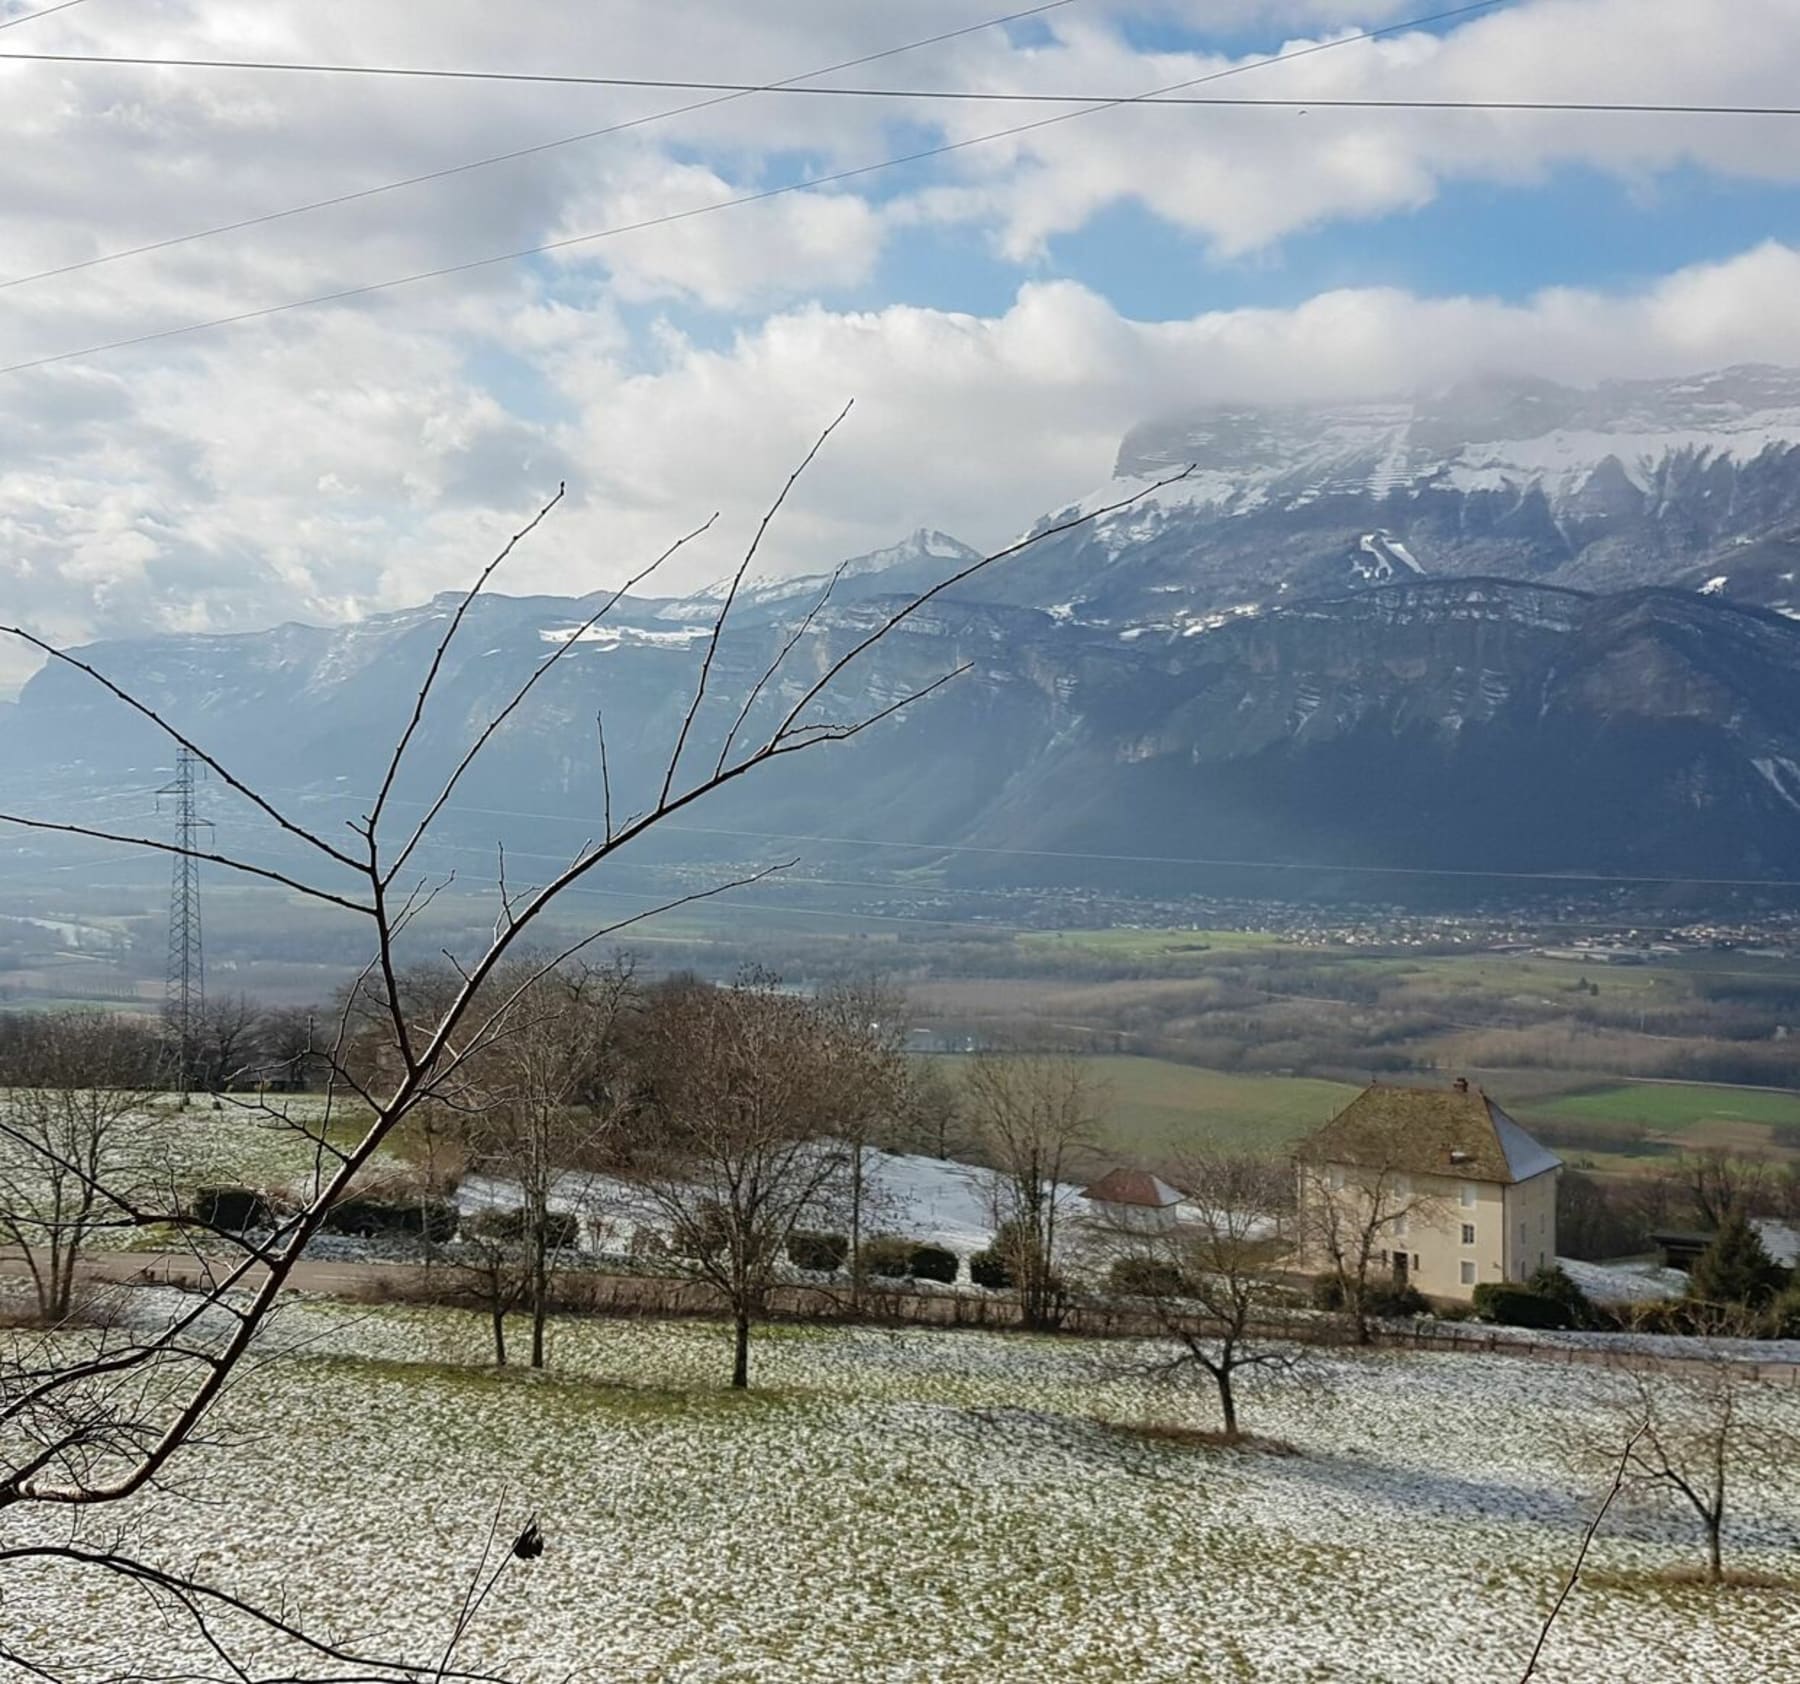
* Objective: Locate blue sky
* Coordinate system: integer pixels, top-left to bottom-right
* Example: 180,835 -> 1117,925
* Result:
4,0 -> 1800,686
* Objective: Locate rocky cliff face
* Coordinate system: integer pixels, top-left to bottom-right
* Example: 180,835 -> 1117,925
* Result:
10,365 -> 1800,891
965,365 -> 1800,631
7,574 -> 1799,886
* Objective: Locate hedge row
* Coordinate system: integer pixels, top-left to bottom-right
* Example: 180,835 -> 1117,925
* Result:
466,1207 -> 582,1250
321,1196 -> 458,1242
784,1232 -> 962,1283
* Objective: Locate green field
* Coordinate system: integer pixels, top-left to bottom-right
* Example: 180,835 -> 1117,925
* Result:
929,1052 -> 1357,1162
925,1050 -> 1800,1171
1515,1082 -> 1800,1132
1018,927 -> 1297,960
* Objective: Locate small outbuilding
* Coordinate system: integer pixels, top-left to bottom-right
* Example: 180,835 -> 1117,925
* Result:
1080,1167 -> 1184,1232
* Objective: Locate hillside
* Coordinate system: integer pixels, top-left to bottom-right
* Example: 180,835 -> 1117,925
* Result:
6,574 -> 1799,888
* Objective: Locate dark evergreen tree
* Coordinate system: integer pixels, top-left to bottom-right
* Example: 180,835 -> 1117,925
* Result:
1686,1209 -> 1785,1309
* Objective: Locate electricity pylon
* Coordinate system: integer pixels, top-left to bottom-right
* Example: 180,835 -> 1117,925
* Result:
157,746 -> 209,1103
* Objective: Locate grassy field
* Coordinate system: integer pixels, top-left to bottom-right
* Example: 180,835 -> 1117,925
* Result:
1018,927 -> 1298,960
1513,1083 -> 1800,1134
928,1052 -> 1358,1161
924,1051 -> 1800,1170
12,1299 -> 1798,1683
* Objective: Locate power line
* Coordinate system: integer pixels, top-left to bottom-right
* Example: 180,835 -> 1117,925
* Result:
11,49 -> 1790,122
0,0 -> 1083,294
0,0 -> 95,31
0,0 -> 1510,376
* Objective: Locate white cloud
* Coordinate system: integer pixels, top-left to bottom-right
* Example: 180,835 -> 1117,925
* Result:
900,0 -> 1800,259
3,1 -> 1800,690
11,237 -> 1800,694
547,159 -> 884,310
535,241 -> 1800,580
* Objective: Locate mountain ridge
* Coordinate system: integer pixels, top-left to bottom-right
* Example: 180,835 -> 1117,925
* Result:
9,365 -> 1800,893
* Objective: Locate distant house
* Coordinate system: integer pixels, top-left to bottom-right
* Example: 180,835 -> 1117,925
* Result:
1080,1167 -> 1184,1232
1294,1079 -> 1562,1304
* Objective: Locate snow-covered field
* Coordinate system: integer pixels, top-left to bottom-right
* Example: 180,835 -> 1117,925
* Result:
33,1096 -> 407,1250
456,1146 -> 1088,1268
8,1300 -> 1800,1683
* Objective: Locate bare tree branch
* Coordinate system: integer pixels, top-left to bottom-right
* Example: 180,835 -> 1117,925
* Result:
365,484 -> 567,842
663,400 -> 854,803
1520,1424 -> 1647,1682
0,626 -> 363,874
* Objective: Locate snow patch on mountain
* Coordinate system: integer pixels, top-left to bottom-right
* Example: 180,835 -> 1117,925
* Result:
542,624 -> 709,649
654,528 -> 980,624
1354,533 -> 1425,582
1752,755 -> 1800,813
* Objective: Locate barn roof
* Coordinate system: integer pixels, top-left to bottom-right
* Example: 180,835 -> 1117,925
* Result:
1295,1082 -> 1561,1186
1081,1167 -> 1184,1208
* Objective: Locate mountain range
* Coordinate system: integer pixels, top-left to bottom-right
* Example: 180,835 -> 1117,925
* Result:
8,365 -> 1800,894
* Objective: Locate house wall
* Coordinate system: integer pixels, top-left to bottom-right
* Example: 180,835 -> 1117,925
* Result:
1405,1175 -> 1506,1302
1297,1165 -> 1559,1304
1501,1170 -> 1558,1283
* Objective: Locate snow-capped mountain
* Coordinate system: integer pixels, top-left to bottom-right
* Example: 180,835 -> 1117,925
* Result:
965,365 -> 1800,631
9,368 -> 1800,892
7,574 -> 1800,886
651,529 -> 981,623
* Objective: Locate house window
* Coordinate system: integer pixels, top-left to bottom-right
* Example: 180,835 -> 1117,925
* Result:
1393,1175 -> 1410,1198
1393,1212 -> 1408,1239
1327,1166 -> 1345,1191
1459,1183 -> 1476,1208
1460,1261 -> 1476,1286
1461,1223 -> 1476,1246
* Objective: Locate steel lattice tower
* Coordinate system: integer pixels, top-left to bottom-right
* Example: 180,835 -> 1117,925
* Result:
158,746 -> 207,1099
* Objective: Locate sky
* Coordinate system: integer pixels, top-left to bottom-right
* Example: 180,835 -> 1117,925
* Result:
4,0 -> 1800,691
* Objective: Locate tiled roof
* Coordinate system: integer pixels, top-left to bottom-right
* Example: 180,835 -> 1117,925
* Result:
1081,1167 -> 1184,1208
1295,1082 -> 1561,1186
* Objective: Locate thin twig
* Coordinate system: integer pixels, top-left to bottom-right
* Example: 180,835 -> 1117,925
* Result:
1520,1423 -> 1648,1682
663,400 -> 853,802
366,485 -> 567,841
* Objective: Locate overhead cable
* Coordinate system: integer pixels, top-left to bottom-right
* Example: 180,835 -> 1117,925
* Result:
0,1 -> 1511,373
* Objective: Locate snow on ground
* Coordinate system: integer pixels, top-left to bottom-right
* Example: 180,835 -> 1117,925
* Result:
1556,1256 -> 1687,1305
1759,1222 -> 1800,1269
454,1148 -> 1088,1266
859,1147 -> 1083,1257
7,1097 -> 408,1251
8,1304 -> 1799,1683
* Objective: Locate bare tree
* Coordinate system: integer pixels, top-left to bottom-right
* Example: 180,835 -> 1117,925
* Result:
1673,1148 -> 1770,1230
187,992 -> 266,1095
256,1002 -> 329,1091
0,1011 -> 159,1323
902,1057 -> 965,1162
0,423 -> 1184,1674
1295,1138 -> 1448,1344
1095,1153 -> 1301,1439
1576,1339 -> 1796,1586
632,972 -> 900,1387
965,1047 -> 1095,1331
816,978 -> 909,1306
455,958 -> 637,1369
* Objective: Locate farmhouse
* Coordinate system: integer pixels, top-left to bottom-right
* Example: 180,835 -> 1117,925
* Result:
1080,1166 -> 1184,1231
1295,1078 -> 1561,1304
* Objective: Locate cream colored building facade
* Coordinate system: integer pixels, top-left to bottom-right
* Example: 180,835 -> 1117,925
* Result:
1295,1079 -> 1562,1305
